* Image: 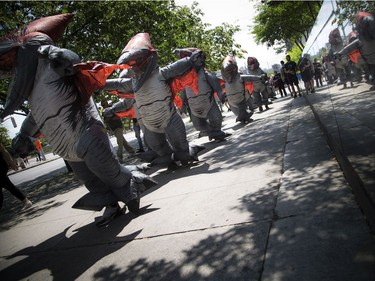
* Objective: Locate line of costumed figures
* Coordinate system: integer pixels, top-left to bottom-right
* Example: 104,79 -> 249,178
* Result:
3,12 -> 372,227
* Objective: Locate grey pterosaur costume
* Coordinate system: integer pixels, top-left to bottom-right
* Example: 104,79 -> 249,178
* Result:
337,12 -> 375,89
247,57 -> 270,112
173,48 -> 228,140
0,14 -> 156,226
328,28 -> 353,88
221,55 -> 263,124
104,33 -> 203,167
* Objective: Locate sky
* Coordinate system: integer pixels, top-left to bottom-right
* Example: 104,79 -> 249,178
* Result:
174,0 -> 286,69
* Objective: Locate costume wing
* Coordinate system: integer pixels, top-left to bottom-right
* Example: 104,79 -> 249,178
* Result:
74,62 -> 130,104
114,107 -> 136,119
244,81 -> 254,95
349,49 -> 361,64
169,68 -> 199,108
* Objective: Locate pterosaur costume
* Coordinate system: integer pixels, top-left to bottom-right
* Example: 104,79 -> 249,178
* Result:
221,55 -> 264,124
328,28 -> 353,88
103,33 -> 204,167
0,14 -> 156,227
247,57 -> 270,112
174,48 -> 229,141
337,12 -> 375,89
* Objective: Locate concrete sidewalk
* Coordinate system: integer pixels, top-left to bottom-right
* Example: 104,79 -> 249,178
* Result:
0,83 -> 374,281
305,82 -> 375,231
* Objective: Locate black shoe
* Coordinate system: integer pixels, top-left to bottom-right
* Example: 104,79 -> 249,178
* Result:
259,106 -> 263,112
96,204 -> 125,227
127,198 -> 140,215
265,105 -> 270,110
136,149 -> 145,153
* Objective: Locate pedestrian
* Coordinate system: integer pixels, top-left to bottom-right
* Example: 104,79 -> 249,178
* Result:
312,58 -> 324,87
280,60 -> 292,95
299,55 -> 315,94
101,100 -> 135,163
322,54 -> 337,84
0,142 -> 32,210
34,138 -> 46,161
272,70 -> 287,97
284,55 -> 302,98
247,57 -> 270,112
132,118 -> 145,153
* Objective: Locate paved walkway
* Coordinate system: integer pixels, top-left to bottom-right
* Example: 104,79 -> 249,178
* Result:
0,81 -> 374,281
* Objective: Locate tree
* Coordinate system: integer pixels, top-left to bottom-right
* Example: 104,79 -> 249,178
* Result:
0,126 -> 12,150
333,1 -> 375,26
0,1 -> 241,111
252,0 -> 322,53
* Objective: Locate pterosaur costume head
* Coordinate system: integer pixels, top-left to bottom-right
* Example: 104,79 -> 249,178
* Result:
355,11 -> 375,41
329,28 -> 343,45
117,33 -> 157,91
174,47 -> 206,70
247,57 -> 259,71
349,31 -> 359,43
0,13 -> 73,119
221,55 -> 238,83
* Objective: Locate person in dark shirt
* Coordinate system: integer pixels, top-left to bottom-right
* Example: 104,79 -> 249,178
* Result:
272,70 -> 287,97
284,55 -> 302,98
313,58 -> 323,88
0,142 -> 32,210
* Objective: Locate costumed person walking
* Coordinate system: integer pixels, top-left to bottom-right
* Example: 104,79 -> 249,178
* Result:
336,12 -> 375,89
328,28 -> 353,89
220,55 -> 265,123
247,57 -> 270,112
103,33 -> 204,168
0,14 -> 156,227
174,48 -> 229,141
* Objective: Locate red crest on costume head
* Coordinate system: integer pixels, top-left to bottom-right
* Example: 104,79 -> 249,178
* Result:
122,33 -> 156,53
355,11 -> 373,23
22,13 -> 73,43
0,13 -> 72,70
